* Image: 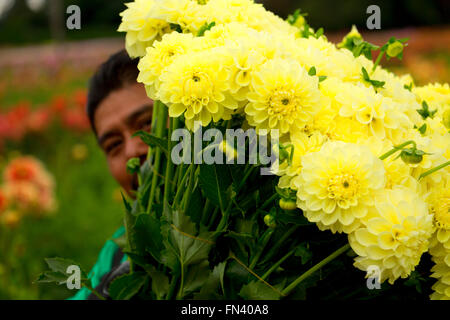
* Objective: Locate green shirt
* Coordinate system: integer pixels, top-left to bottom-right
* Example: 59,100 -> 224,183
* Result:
67,226 -> 128,300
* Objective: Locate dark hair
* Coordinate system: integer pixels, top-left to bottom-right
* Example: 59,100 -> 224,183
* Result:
86,49 -> 139,134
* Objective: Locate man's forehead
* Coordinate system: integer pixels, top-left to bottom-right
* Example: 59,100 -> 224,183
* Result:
94,83 -> 153,136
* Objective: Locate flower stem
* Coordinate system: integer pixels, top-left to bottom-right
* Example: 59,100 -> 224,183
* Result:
173,163 -> 193,208
261,250 -> 295,280
260,193 -> 279,211
281,243 -> 350,296
147,101 -> 168,214
372,49 -> 385,73
260,225 -> 299,264
379,140 -> 416,160
163,117 -> 180,206
419,161 -> 450,180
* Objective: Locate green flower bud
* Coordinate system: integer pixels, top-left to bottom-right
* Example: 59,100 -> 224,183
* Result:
386,41 -> 404,58
279,198 -> 297,211
400,148 -> 424,164
264,214 -> 277,228
126,157 -> 141,174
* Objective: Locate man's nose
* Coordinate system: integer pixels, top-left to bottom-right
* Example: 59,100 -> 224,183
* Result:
124,134 -> 148,163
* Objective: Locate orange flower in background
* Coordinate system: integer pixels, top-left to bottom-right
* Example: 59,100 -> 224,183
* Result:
26,108 -> 52,132
3,156 -> 44,185
61,108 -> 90,132
49,95 -> 68,114
1,156 -> 57,219
74,89 -> 87,111
0,188 -> 8,213
3,182 -> 40,211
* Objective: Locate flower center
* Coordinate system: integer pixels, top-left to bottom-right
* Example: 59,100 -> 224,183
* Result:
327,172 -> 359,202
268,89 -> 300,118
432,196 -> 450,230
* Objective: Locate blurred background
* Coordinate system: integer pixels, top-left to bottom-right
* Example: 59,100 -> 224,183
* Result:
0,0 -> 448,300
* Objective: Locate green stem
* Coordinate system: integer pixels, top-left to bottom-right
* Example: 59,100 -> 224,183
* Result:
207,207 -> 220,229
419,161 -> 450,180
147,101 -> 168,214
171,163 -> 181,196
372,50 -> 385,73
261,250 -> 295,281
182,165 -> 198,212
163,117 -> 180,206
82,283 -> 107,301
281,243 -> 350,296
173,163 -> 193,208
260,193 -> 278,211
236,165 -> 256,193
167,274 -> 179,300
260,225 -> 299,264
249,228 -> 274,269
379,140 -> 416,160
200,199 -> 212,226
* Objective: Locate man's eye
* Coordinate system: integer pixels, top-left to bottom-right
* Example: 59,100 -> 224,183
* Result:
137,118 -> 152,131
105,141 -> 122,154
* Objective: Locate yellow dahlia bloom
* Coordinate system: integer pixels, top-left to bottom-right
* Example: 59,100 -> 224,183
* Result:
428,176 -> 450,249
118,0 -> 171,58
413,83 -> 450,110
358,136 -> 416,190
158,49 -> 238,130
150,0 -> 207,34
137,32 -> 196,100
245,58 -> 321,136
349,186 -> 434,284
294,141 -> 386,234
276,131 -> 327,190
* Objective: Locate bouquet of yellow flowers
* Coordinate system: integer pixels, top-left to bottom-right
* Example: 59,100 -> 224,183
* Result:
41,0 -> 450,300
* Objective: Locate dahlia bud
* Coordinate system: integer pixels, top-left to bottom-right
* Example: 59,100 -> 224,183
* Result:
386,41 -> 404,59
279,198 -> 297,211
264,214 -> 277,228
400,148 -> 425,164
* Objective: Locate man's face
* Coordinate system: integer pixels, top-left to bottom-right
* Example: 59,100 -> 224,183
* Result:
94,83 -> 152,196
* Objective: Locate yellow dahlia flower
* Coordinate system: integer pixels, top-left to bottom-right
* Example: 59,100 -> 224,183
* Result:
349,186 -> 434,284
158,49 -> 238,130
118,0 -> 171,58
150,0 -> 207,34
276,131 -> 327,190
137,32 -> 196,100
245,58 -> 321,136
294,141 -> 386,234
358,136 -> 416,190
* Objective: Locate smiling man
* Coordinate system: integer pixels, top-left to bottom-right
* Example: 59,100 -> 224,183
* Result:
69,49 -> 152,300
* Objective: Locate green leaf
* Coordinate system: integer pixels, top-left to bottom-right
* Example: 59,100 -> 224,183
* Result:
133,131 -> 168,155
197,22 -> 216,37
318,76 -> 327,82
109,272 -> 148,300
199,164 -> 232,212
134,213 -> 164,263
145,265 -> 170,300
44,257 -> 87,278
35,271 -> 69,285
361,67 -> 385,88
294,243 -> 313,265
185,186 -> 203,225
161,209 -> 214,273
182,261 -> 211,296
308,66 -> 316,76
193,261 -> 227,299
239,281 -> 281,300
